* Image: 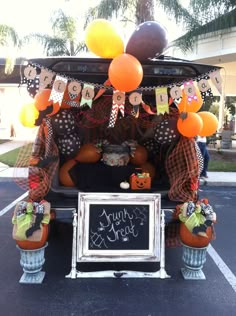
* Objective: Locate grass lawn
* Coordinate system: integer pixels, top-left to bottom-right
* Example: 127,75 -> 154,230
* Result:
0,144 -> 32,167
0,139 -> 12,145
208,160 -> 236,172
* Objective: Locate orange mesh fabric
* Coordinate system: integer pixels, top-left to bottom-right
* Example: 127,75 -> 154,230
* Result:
165,137 -> 199,202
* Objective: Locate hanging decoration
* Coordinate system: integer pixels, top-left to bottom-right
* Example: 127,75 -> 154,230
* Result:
80,84 -> 95,108
39,68 -> 54,91
197,76 -> 214,102
129,91 -> 142,118
108,91 -> 125,128
20,62 -> 223,124
22,64 -> 40,97
49,75 -> 68,106
155,87 -> 169,114
209,69 -> 222,94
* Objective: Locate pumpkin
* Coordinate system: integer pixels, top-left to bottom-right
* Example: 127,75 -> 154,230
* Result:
75,143 -> 102,163
120,181 -> 130,189
59,159 -> 77,187
139,161 -> 156,179
16,224 -> 49,250
130,145 -> 148,166
179,222 -> 212,248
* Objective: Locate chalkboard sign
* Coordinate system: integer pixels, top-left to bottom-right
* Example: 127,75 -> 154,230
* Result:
77,192 -> 161,262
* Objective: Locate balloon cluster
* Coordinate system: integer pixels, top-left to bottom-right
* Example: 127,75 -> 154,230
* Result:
176,90 -> 218,138
85,19 -> 168,92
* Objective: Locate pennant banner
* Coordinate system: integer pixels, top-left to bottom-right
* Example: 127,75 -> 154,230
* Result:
80,84 -> 95,108
210,70 -> 222,94
155,87 -> 169,115
129,91 -> 142,118
108,91 -> 125,128
49,75 -> 68,105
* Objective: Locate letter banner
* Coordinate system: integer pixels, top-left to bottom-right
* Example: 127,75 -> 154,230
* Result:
108,91 -> 125,128
49,75 -> 68,106
155,87 -> 169,115
80,84 -> 95,108
209,70 -> 222,95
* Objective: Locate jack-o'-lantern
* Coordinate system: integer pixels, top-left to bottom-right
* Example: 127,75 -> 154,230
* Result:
75,143 -> 102,163
130,174 -> 151,190
59,159 -> 77,187
179,223 -> 213,248
130,145 -> 148,166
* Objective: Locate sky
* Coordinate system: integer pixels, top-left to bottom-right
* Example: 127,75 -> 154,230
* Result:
0,0 -> 186,57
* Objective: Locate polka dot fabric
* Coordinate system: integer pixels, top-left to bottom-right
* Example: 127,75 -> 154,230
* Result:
56,133 -> 81,158
154,118 -> 180,145
51,110 -> 76,135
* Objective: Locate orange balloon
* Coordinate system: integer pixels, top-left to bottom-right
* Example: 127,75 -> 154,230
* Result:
177,112 -> 203,138
108,53 -> 143,92
177,88 -> 203,113
34,89 -> 60,116
197,111 -> 218,137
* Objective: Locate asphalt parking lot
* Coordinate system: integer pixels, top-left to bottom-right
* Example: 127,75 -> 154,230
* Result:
0,183 -> 236,316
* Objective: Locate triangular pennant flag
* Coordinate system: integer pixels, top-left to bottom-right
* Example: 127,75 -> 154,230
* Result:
49,75 -> 68,105
21,64 -> 40,98
155,87 -> 169,115
94,79 -> 111,101
80,84 -> 95,107
108,91 -> 125,128
210,70 -> 222,94
170,85 -> 182,104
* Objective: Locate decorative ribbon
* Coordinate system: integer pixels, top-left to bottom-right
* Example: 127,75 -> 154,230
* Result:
108,91 -> 125,128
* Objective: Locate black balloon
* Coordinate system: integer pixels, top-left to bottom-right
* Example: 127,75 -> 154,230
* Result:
126,21 -> 168,61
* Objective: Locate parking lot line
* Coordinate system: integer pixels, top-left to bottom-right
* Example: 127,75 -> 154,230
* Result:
208,244 -> 236,293
0,191 -> 28,216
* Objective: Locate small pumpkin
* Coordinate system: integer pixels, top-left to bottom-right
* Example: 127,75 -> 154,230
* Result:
120,181 -> 130,189
130,145 -> 148,166
59,159 -> 77,187
16,224 -> 49,250
179,222 -> 213,248
75,143 -> 102,163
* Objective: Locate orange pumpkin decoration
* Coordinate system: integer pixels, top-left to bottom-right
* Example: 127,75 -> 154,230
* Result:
59,159 -> 77,187
75,143 -> 102,163
139,161 -> 156,179
16,224 -> 49,250
130,145 -> 148,166
177,112 -> 203,138
179,223 -> 212,248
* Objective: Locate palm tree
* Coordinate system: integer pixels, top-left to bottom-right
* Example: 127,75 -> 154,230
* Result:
0,24 -> 20,74
87,0 -> 236,52
23,9 -> 86,56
